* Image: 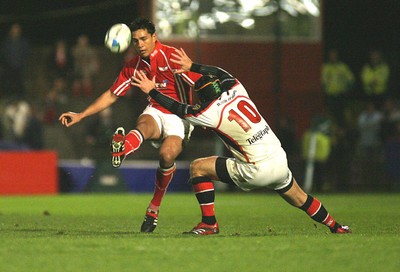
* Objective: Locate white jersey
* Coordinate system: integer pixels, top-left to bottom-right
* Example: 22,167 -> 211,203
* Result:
185,82 -> 282,163
147,65 -> 292,191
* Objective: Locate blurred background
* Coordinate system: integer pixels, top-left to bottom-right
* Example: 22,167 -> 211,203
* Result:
0,0 -> 399,194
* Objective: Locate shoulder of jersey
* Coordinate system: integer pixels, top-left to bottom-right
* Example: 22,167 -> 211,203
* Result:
160,43 -> 178,55
124,56 -> 141,67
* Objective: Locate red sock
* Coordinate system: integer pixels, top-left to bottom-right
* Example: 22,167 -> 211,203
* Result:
300,195 -> 337,229
148,164 -> 176,213
124,129 -> 143,155
193,182 -> 215,218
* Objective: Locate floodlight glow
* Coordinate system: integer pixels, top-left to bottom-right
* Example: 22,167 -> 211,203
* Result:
240,18 -> 255,29
215,11 -> 230,23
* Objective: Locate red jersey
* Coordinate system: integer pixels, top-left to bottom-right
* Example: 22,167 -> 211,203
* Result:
110,41 -> 201,113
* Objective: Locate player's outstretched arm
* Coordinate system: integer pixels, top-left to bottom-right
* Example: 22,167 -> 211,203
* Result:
170,48 -> 193,74
171,48 -> 235,85
59,111 -> 83,127
59,90 -> 118,127
132,71 -> 189,118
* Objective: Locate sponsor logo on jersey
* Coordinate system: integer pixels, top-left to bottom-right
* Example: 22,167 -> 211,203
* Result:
217,90 -> 237,106
155,79 -> 168,88
150,49 -> 158,58
158,66 -> 169,71
193,104 -> 201,110
246,125 -> 270,144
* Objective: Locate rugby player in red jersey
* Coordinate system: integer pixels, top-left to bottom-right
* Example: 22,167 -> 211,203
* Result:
59,18 -> 200,233
132,48 -> 351,235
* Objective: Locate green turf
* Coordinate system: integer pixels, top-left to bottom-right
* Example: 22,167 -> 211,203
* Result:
0,193 -> 399,272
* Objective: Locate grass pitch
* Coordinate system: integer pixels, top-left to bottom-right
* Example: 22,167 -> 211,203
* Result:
0,193 -> 399,272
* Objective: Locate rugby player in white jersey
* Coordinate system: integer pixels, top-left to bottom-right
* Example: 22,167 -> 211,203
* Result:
131,48 -> 351,235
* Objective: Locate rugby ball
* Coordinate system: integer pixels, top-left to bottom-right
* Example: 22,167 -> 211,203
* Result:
104,23 -> 132,53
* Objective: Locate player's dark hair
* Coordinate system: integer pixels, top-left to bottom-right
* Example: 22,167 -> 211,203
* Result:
130,18 -> 156,35
194,75 -> 222,103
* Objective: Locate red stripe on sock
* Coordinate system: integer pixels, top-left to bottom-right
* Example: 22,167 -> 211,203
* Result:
200,203 -> 215,216
159,164 -> 176,176
306,199 -> 322,217
322,214 -> 336,228
193,182 -> 214,193
111,151 -> 125,156
193,181 -> 215,217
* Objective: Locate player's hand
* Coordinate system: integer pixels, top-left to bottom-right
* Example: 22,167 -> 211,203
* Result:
131,70 -> 156,94
59,112 -> 82,127
170,48 -> 193,73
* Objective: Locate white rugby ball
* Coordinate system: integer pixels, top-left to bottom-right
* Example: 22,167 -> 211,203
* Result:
104,23 -> 132,53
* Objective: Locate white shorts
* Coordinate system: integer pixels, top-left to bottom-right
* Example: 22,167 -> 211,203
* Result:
223,148 -> 292,191
141,106 -> 194,147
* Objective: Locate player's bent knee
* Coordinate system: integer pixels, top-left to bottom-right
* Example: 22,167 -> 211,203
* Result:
189,159 -> 203,176
190,158 -> 201,169
159,146 -> 181,164
160,153 -> 179,166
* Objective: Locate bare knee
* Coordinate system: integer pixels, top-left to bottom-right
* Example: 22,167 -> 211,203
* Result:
159,137 -> 182,167
159,149 -> 179,166
189,156 -> 218,179
190,159 -> 203,177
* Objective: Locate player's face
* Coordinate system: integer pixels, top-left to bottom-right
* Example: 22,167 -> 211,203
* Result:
132,29 -> 157,58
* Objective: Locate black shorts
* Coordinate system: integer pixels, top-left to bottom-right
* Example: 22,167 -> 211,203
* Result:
215,157 -> 235,186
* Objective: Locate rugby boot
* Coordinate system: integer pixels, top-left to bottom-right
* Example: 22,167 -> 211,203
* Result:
331,225 -> 351,234
111,127 -> 126,168
183,222 -> 219,235
140,209 -> 158,233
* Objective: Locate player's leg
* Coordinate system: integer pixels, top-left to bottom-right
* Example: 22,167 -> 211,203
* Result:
277,177 -> 351,233
149,136 -> 182,210
183,156 -> 221,235
140,135 -> 182,232
140,111 -> 192,232
114,112 -> 165,232
154,135 -> 183,199
111,113 -> 159,168
190,157 -> 219,227
128,113 -> 161,154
